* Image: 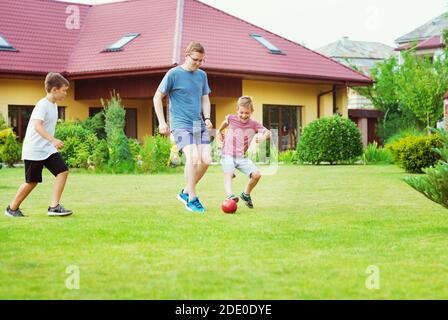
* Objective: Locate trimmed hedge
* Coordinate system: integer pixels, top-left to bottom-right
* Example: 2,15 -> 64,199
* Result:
297,116 -> 363,164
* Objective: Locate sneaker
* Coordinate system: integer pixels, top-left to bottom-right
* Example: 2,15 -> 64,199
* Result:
48,204 -> 73,217
5,205 -> 25,218
226,194 -> 239,203
185,197 -> 205,213
177,189 -> 189,205
240,192 -> 254,209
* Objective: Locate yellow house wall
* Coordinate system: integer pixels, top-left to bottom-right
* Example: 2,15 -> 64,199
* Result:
242,80 -> 338,128
0,78 -> 152,141
1,78 -> 351,142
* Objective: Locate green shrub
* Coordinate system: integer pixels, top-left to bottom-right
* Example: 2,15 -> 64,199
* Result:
140,134 -> 172,173
404,128 -> 448,209
82,111 -> 106,139
55,122 -> 98,168
363,142 -> 393,164
128,138 -> 142,162
1,134 -> 21,167
385,127 -> 426,145
278,150 -> 297,164
387,134 -> 442,173
0,128 -> 16,162
297,115 -> 363,164
91,139 -> 109,168
103,94 -> 134,173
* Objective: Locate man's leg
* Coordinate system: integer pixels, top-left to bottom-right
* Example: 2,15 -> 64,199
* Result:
9,182 -> 38,210
182,144 -> 200,201
50,170 -> 68,208
195,143 -> 212,185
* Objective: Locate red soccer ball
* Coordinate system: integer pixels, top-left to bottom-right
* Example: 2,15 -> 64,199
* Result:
221,199 -> 237,214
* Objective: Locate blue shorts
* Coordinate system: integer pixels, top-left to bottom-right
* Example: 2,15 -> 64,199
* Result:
171,128 -> 210,152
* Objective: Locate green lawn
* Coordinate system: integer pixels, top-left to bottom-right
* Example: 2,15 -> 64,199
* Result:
0,164 -> 447,299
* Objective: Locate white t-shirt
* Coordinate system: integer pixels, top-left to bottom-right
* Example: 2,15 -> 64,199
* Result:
22,98 -> 58,160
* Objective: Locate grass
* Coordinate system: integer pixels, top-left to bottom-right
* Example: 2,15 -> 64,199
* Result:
0,164 -> 447,299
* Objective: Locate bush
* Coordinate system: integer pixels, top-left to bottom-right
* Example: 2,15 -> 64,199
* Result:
91,139 -> 109,168
0,128 -> 16,163
404,128 -> 448,209
363,142 -> 393,164
297,116 -> 363,164
1,134 -> 21,167
387,134 -> 442,173
385,127 -> 426,145
278,150 -> 297,164
55,122 -> 98,168
140,134 -> 172,173
82,111 -> 106,139
103,94 -> 134,173
377,110 -> 425,144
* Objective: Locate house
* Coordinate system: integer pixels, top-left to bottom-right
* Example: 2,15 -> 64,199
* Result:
0,0 -> 372,151
317,37 -> 393,145
395,14 -> 447,63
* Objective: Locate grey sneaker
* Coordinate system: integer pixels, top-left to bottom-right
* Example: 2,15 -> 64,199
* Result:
5,205 -> 25,218
226,194 -> 239,203
48,204 -> 73,217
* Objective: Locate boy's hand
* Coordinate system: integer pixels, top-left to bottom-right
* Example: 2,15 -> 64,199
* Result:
217,131 -> 225,143
52,139 -> 64,149
205,119 -> 213,130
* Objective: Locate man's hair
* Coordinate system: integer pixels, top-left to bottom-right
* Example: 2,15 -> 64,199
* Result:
237,96 -> 254,111
45,72 -> 69,93
185,42 -> 205,55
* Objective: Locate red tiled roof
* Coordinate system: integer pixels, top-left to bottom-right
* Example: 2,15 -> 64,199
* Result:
182,0 -> 371,84
395,35 -> 444,51
0,0 -> 90,74
0,0 -> 372,84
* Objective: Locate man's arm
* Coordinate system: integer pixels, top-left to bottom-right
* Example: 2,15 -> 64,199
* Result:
34,120 -> 64,149
201,95 -> 213,129
153,90 -> 169,135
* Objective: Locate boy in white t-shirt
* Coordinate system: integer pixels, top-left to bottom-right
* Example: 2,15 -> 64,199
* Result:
5,73 -> 73,217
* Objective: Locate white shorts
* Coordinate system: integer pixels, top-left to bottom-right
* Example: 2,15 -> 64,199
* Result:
221,155 -> 258,177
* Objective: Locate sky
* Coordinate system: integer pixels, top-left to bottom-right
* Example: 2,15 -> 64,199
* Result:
60,0 -> 447,49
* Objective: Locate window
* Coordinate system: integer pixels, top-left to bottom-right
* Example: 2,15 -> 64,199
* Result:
103,33 -> 140,52
0,35 -> 17,51
263,105 -> 302,151
250,34 -> 282,54
8,105 -> 66,141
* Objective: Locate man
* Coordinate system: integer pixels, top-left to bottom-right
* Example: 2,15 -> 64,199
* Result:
153,42 -> 213,213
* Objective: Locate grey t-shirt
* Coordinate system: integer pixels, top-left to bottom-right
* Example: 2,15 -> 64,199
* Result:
157,66 -> 211,130
21,97 -> 58,160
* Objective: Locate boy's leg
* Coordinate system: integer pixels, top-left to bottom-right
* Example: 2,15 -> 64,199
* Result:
50,170 -> 68,208
224,173 -> 234,197
9,182 -> 38,210
9,159 -> 42,211
244,171 -> 261,195
44,153 -> 72,215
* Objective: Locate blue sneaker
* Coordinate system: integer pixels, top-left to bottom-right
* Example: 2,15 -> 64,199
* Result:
185,197 -> 205,213
177,189 -> 189,205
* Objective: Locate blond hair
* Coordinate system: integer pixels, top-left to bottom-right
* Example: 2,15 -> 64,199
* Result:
237,96 -> 254,111
185,42 -> 205,55
45,72 -> 69,93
